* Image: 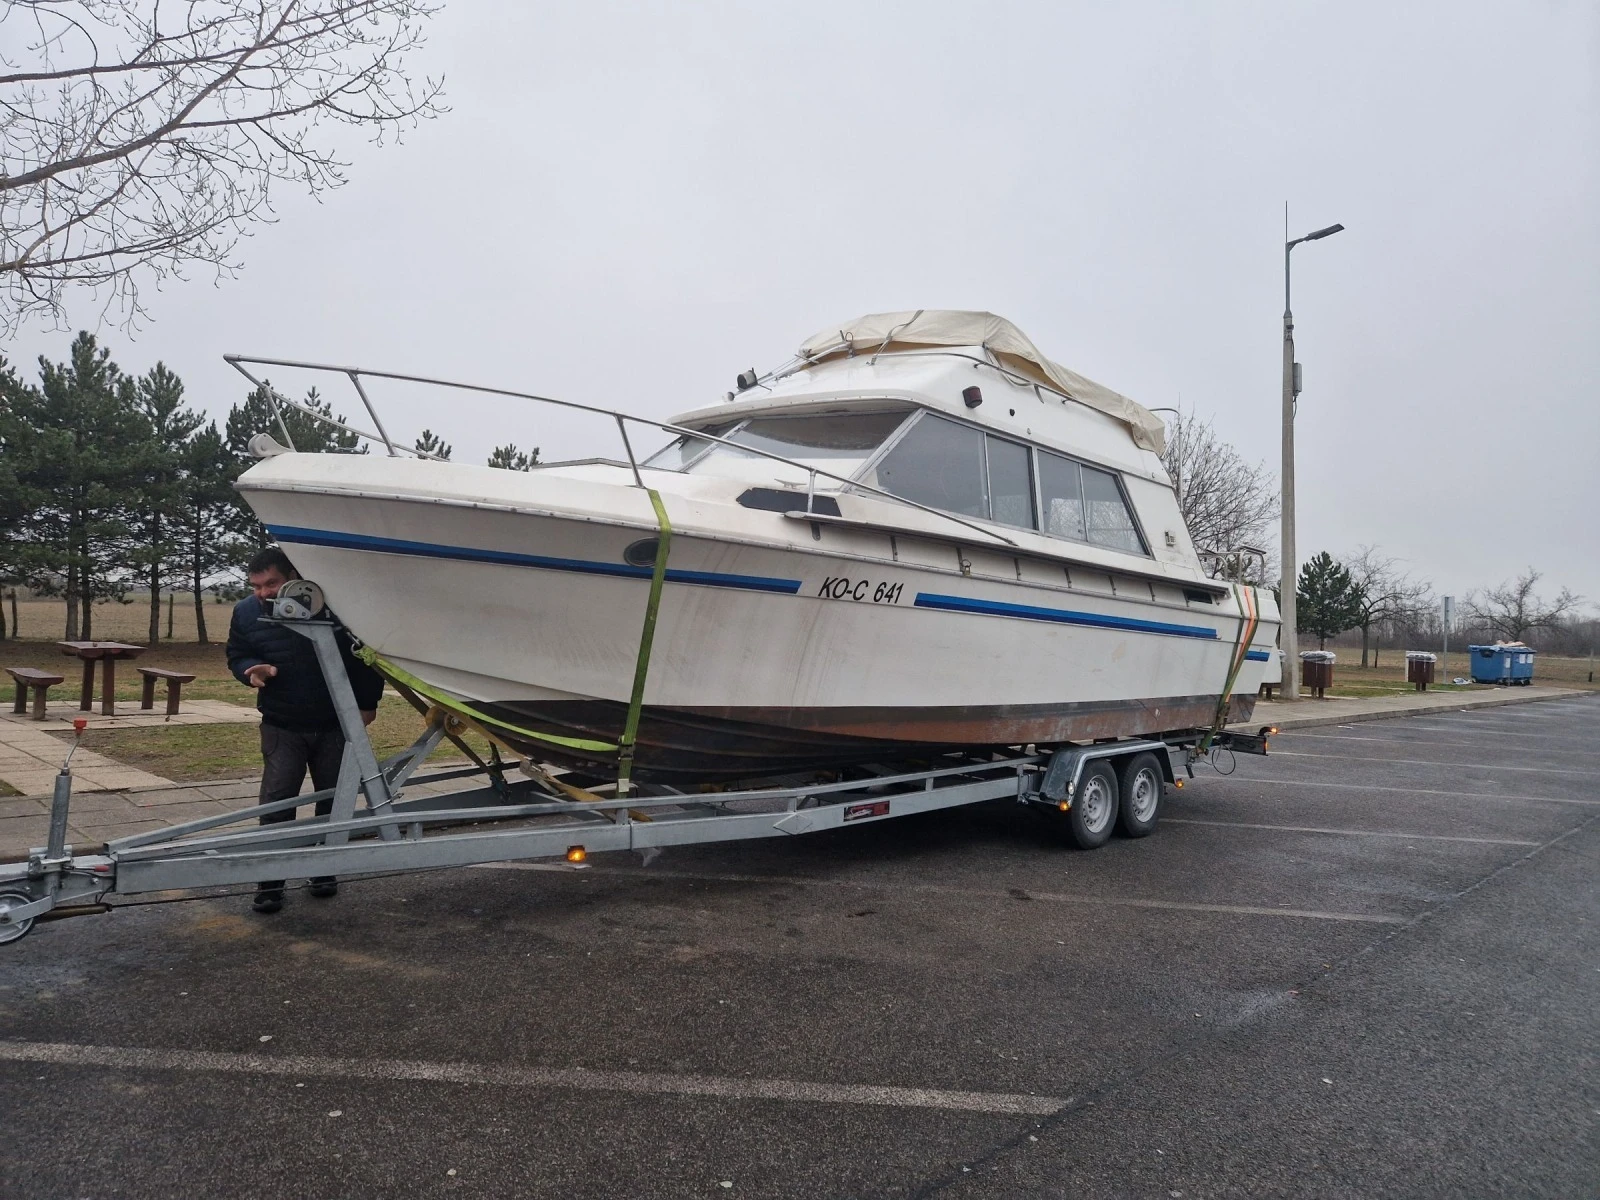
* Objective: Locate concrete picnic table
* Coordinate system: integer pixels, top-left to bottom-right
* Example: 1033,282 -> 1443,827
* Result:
57,641 -> 147,716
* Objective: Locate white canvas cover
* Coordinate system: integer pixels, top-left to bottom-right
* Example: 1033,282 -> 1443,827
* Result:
798,310 -> 1167,454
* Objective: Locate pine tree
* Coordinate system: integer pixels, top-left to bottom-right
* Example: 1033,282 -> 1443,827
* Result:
20,334 -> 153,639
1296,551 -> 1366,650
131,363 -> 204,643
0,357 -> 42,640
415,429 -> 452,459
487,443 -> 539,471
173,424 -> 243,644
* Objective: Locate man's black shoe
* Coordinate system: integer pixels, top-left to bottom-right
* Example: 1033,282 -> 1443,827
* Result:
308,877 -> 339,898
253,888 -> 284,914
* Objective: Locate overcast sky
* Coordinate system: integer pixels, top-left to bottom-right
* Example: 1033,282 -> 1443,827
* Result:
7,1 -> 1597,608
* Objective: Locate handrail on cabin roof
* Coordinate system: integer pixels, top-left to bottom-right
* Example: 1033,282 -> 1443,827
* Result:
222,353 -> 1021,549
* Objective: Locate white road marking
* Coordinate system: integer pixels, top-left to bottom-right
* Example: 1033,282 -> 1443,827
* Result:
1280,730 -> 1598,755
0,1041 -> 1063,1116
1199,774 -> 1599,806
474,863 -> 1408,924
1162,819 -> 1537,846
1268,751 -> 1593,776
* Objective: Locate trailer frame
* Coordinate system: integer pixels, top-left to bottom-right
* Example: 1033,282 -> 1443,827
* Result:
0,599 -> 1270,945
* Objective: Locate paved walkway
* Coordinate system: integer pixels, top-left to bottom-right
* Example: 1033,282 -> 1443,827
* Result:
0,699 -> 259,796
1249,684 -> 1585,731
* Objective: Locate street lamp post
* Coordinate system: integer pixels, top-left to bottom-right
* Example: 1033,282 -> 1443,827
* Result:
1281,220 -> 1344,701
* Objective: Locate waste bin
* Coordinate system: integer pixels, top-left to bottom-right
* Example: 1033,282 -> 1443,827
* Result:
1470,643 -> 1535,686
1405,651 -> 1437,692
1300,650 -> 1335,699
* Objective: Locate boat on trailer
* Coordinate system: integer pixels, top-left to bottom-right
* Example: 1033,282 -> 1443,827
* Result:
231,310 -> 1280,783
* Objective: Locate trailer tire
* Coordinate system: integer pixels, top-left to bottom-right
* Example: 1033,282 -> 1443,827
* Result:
0,891 -> 35,945
1116,752 -> 1163,838
1062,761 -> 1119,850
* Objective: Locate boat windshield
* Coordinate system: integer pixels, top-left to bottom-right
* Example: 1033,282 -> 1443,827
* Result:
651,411 -> 911,485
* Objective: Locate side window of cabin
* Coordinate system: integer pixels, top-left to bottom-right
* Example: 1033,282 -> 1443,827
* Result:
985,435 -> 1037,530
873,414 -> 986,518
1082,466 -> 1145,553
1038,452 -> 1086,540
1037,450 -> 1147,555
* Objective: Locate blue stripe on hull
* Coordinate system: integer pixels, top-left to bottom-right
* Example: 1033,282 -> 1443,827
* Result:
913,591 -> 1221,641
265,524 -> 803,594
1244,649 -> 1272,661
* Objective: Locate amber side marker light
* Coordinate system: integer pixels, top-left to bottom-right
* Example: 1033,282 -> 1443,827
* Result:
1174,779 -> 1184,789
565,846 -> 587,864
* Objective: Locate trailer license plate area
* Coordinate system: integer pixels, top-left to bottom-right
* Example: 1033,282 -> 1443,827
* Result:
844,800 -> 891,821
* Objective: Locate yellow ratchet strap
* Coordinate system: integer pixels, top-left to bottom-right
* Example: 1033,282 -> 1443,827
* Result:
356,647 -> 617,754
1199,583 -> 1260,753
616,489 -> 672,798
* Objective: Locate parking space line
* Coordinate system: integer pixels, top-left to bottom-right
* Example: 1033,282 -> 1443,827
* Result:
1269,750 -> 1592,776
473,863 -> 1409,924
0,1041 -> 1064,1116
1280,730 -> 1599,756
1162,819 -> 1538,846
1196,775 -> 1600,806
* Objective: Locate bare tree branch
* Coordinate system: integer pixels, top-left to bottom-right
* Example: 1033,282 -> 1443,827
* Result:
1466,569 -> 1583,644
1159,407 -> 1278,583
0,0 -> 446,330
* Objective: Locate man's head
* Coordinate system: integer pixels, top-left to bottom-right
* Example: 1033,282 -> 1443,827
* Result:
245,546 -> 299,602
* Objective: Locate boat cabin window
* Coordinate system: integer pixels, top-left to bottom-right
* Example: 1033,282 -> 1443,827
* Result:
1038,447 -> 1146,554
644,421 -> 736,471
870,414 -> 1039,530
1081,465 -> 1145,553
652,411 -> 911,486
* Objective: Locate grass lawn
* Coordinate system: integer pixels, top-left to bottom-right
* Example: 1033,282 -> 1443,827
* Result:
1311,650 -> 1597,698
3,635 -> 495,782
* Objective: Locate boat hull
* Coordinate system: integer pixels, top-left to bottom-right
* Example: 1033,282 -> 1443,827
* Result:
238,456 -> 1276,782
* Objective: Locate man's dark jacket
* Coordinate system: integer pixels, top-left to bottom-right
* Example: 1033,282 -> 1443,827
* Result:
226,596 -> 384,732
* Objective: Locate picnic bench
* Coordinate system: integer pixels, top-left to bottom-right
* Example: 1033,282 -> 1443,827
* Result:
57,641 -> 146,716
7,667 -> 64,720
138,666 -> 198,717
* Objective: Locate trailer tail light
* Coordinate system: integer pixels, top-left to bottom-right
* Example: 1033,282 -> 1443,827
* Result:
565,846 -> 587,864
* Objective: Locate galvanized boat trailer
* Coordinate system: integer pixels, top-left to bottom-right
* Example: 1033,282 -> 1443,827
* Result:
0,598 -> 1270,946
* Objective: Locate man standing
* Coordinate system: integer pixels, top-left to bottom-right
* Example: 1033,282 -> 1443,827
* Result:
226,547 -> 384,914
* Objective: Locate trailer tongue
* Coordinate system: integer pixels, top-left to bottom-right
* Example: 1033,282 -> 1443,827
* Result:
0,587 -> 1271,946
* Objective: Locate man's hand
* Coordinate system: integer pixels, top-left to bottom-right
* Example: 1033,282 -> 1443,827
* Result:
361,709 -> 376,726
244,664 -> 278,689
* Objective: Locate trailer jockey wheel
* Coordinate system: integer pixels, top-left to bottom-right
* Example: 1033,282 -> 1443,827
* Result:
0,891 -> 36,944
1063,761 -> 1119,850
1116,752 -> 1164,838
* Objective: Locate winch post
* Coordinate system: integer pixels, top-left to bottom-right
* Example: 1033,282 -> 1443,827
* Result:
277,615 -> 400,841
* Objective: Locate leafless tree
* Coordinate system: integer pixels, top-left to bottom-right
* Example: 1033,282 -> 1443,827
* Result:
1467,569 -> 1583,644
1160,408 -> 1278,583
0,0 -> 445,329
1343,545 -> 1432,667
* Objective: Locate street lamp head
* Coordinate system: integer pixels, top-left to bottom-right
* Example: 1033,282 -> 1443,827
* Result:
1305,223 -> 1344,240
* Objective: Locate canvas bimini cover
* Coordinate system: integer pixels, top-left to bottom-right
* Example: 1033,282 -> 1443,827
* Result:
797,310 -> 1167,455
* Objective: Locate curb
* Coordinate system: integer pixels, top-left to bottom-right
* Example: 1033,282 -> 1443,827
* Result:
1249,688 -> 1590,733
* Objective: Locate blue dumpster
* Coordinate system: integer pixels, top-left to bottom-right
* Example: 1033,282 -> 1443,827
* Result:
1469,643 -> 1535,686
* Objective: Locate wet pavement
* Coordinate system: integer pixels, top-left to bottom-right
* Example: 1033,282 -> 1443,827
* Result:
3,694 -> 1596,1198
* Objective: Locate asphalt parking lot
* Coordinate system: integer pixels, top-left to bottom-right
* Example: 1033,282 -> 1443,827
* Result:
3,694 -> 1597,1198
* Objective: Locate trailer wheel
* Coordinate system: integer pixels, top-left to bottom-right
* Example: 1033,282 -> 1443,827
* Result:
1063,762 -> 1119,849
0,891 -> 36,945
1116,752 -> 1163,838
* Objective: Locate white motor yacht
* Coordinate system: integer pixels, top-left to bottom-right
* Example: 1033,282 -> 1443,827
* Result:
233,311 -> 1279,782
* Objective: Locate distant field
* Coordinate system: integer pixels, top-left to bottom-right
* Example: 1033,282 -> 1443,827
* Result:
6,598 -> 237,644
